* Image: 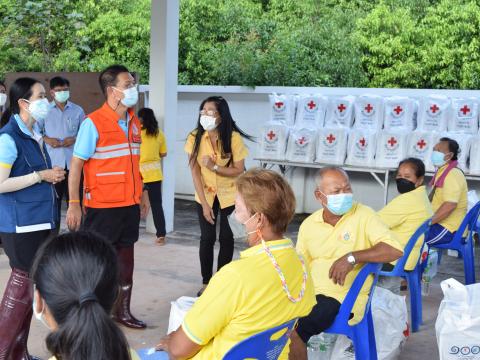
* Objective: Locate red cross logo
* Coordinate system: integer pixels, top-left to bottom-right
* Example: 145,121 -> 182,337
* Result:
267,130 -> 276,140
274,102 -> 284,109
430,104 -> 440,113
359,138 -> 366,147
365,103 -> 373,113
393,106 -> 403,115
460,105 -> 471,115
307,100 -> 316,110
388,137 -> 397,147
417,139 -> 427,149
337,103 -> 347,113
298,136 -> 307,145
326,134 -> 336,143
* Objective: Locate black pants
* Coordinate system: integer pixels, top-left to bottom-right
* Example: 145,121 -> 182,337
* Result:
145,181 -> 166,237
296,294 -> 341,344
0,230 -> 51,272
82,205 -> 140,248
196,197 -> 235,284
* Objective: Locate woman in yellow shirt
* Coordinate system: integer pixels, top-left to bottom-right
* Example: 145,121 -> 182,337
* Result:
184,96 -> 252,296
155,169 -> 316,359
139,108 -> 168,245
31,232 -> 140,360
378,158 -> 433,270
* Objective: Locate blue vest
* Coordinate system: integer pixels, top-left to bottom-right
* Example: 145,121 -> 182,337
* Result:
0,115 -> 57,233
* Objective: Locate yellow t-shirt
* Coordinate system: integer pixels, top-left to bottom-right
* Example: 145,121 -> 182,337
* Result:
49,349 -> 140,360
140,129 -> 167,183
378,186 -> 433,270
431,166 -> 468,233
296,203 -> 402,323
184,130 -> 248,209
182,239 -> 316,360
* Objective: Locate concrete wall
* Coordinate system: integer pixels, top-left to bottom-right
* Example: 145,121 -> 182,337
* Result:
149,85 -> 480,213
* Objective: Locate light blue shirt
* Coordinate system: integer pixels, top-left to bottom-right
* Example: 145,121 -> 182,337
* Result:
0,114 -> 43,167
73,113 -> 130,161
34,101 -> 85,169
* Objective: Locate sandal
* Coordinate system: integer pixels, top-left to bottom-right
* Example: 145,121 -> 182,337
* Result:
156,237 -> 166,246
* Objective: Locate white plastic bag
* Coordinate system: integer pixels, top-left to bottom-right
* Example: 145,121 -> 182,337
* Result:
324,96 -> 356,128
167,296 -> 197,334
353,94 -> 384,131
345,130 -> 377,167
384,96 -> 416,131
469,136 -> 480,175
330,287 -> 408,360
315,128 -> 348,165
269,93 -> 297,126
295,94 -> 328,128
285,127 -> 317,163
374,131 -> 408,169
436,278 -> 480,360
258,122 -> 289,161
407,131 -> 435,171
468,190 -> 479,211
449,98 -> 479,134
417,95 -> 451,132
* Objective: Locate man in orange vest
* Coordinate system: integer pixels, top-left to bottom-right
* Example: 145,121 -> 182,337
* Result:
66,64 -> 150,329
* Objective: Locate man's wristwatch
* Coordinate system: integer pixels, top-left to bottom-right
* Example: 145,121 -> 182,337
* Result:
212,164 -> 219,172
347,253 -> 356,266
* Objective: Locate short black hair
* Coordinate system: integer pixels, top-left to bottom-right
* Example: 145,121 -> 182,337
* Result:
98,64 -> 130,96
49,76 -> 70,89
398,157 -> 425,178
439,137 -> 460,161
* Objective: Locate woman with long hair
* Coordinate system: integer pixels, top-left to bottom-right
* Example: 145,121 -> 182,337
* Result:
0,77 -> 65,358
31,231 -> 140,360
138,107 -> 168,245
185,96 -> 253,296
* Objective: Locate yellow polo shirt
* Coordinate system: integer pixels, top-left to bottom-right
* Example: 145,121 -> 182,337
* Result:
140,129 -> 167,183
378,186 -> 433,270
184,130 -> 248,209
182,239 -> 316,360
296,203 -> 402,323
431,166 -> 468,233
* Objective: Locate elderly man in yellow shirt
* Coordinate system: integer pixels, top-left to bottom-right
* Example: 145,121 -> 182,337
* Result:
289,167 -> 403,360
426,137 -> 468,245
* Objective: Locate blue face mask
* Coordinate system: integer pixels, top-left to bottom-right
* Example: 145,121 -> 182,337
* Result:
321,192 -> 354,216
431,150 -> 447,167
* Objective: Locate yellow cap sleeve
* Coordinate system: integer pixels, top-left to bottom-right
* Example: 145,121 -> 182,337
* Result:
184,132 -> 196,155
231,132 -> 248,163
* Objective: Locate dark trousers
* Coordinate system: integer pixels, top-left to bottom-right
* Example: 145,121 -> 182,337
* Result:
196,197 -> 235,284
0,230 -> 51,272
145,181 -> 166,237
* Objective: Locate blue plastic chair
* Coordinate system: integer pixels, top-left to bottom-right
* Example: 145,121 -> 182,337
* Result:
379,219 -> 431,333
432,202 -> 480,285
223,318 -> 298,360
324,263 -> 382,360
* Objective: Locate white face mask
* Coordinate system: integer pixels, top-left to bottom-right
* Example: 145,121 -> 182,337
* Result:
0,93 -> 6,107
33,287 -> 52,330
25,98 -> 50,122
54,90 -> 70,103
114,86 -> 138,107
200,115 -> 217,131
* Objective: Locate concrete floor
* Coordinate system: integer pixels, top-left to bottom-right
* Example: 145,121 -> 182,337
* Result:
0,199 -> 476,359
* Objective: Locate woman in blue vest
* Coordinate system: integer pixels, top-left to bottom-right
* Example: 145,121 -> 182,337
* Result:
0,77 -> 65,359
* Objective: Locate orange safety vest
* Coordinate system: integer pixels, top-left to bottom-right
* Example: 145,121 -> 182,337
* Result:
83,103 -> 142,209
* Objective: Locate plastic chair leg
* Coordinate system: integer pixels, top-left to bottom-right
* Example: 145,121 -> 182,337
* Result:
366,311 -> 378,360
407,271 -> 421,332
352,320 -> 375,360
463,244 -> 476,285
437,249 -> 443,265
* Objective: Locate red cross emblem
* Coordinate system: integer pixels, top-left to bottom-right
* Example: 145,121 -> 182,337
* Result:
274,101 -> 284,109
298,136 -> 307,145
267,130 -> 276,140
393,105 -> 403,115
337,103 -> 347,113
430,104 -> 439,113
307,100 -> 316,110
359,138 -> 366,147
365,103 -> 373,113
388,137 -> 398,147
460,105 -> 471,115
326,134 -> 336,143
417,139 -> 427,149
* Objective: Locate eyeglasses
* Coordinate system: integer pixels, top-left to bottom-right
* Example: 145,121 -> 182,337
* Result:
200,110 -> 218,116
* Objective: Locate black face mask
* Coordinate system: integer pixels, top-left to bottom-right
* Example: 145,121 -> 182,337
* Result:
396,178 -> 416,194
